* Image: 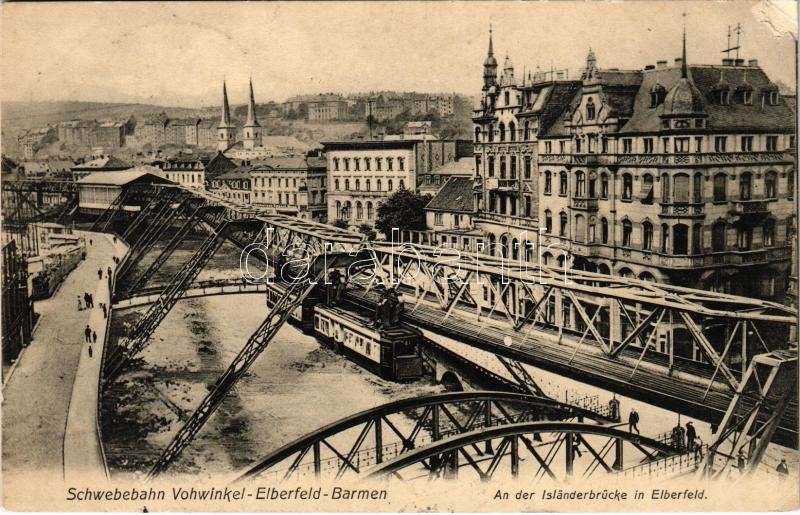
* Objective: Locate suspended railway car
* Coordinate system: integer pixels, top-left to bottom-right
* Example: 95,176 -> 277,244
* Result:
313,304 -> 424,381
265,281 -> 423,381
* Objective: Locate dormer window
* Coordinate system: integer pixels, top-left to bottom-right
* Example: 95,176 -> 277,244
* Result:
720,90 -> 730,105
650,84 -> 666,108
769,91 -> 779,105
743,90 -> 753,105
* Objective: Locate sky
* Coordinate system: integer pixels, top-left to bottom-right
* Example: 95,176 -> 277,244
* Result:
1,1 -> 797,108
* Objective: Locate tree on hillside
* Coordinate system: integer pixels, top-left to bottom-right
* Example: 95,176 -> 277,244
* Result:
375,188 -> 431,237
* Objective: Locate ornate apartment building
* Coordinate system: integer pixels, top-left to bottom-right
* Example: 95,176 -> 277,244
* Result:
250,156 -> 328,222
467,28 -> 796,300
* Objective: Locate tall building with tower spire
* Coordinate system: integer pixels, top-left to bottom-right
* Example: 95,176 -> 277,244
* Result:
243,78 -> 261,151
217,81 -> 236,151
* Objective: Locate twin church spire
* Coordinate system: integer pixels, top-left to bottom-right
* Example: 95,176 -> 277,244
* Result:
217,79 -> 261,152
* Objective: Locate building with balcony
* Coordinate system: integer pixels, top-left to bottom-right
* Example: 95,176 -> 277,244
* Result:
158,156 -> 205,189
250,156 -> 327,221
534,32 -> 795,301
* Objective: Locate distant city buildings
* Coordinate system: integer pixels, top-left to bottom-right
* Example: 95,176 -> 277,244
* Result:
367,94 -> 455,120
282,94 -> 351,122
250,156 -> 328,221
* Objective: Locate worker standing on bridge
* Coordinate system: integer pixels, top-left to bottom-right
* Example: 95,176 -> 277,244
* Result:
101,303 -> 107,319
77,295 -> 83,311
628,408 -> 640,434
92,330 -> 97,343
737,448 -> 747,473
87,345 -> 92,358
97,268 -> 103,280
84,325 -> 92,344
608,396 -> 620,421
686,421 -> 697,452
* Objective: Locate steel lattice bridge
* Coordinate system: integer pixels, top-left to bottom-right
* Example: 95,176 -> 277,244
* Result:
5,180 -> 796,480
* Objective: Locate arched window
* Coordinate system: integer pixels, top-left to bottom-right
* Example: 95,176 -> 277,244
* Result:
661,224 -> 670,253
511,238 -> 519,260
335,178 -> 340,191
661,173 -> 670,202
510,156 -> 517,178
376,179 -> 382,191
498,122 -> 506,142
344,179 -> 350,191
765,171 -> 777,199
673,174 -> 689,203
336,200 -> 342,219
642,221 -> 653,250
673,224 -> 689,255
544,171 -> 552,194
523,121 -> 530,140
763,219 -> 775,246
509,122 -> 516,141
622,220 -> 632,247
737,225 -> 752,250
713,173 -> 727,202
388,179 -> 393,191
692,223 -> 703,254
600,173 -> 609,198
356,201 -> 363,220
601,218 -> 609,244
488,156 -> 495,177
575,171 -> 586,197
588,174 -> 596,198
712,221 -> 726,252
545,210 -> 553,233
499,156 -> 507,178
367,201 -> 374,220
343,201 -> 352,219
475,127 -> 481,142
559,171 -> 568,196
399,179 -> 405,189
559,212 -> 568,236
575,214 -> 586,242
366,179 -> 371,191
622,173 -> 633,200
355,178 -> 360,191
488,124 -> 494,142
586,98 -> 596,120
739,172 -> 752,200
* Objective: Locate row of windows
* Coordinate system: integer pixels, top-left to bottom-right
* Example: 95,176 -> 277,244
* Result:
480,155 -> 533,179
542,213 -> 791,253
333,178 -> 404,191
253,191 -> 299,205
332,156 -> 405,172
543,170 -> 795,202
334,200 -> 378,221
475,120 -> 536,143
537,134 -> 793,155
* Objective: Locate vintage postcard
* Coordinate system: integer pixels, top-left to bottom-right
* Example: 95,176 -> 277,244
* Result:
1,0 -> 798,512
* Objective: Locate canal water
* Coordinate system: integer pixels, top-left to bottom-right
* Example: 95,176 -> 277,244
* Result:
101,293 -> 443,481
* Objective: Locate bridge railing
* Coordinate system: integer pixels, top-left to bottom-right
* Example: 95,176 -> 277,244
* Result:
618,445 -> 706,479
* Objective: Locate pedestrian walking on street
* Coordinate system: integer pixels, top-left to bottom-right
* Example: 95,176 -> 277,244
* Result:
89,238 -> 93,246
113,236 -> 117,244
88,293 -> 94,308
628,408 -> 640,434
92,331 -> 97,343
777,459 -> 789,478
107,266 -> 113,279
101,303 -> 107,319
88,345 -> 93,358
98,268 -> 103,280
77,296 -> 83,311
83,292 -> 90,308
84,325 -> 92,343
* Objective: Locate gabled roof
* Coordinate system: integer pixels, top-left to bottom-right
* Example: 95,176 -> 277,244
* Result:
205,151 -> 238,178
428,158 -> 474,176
425,177 -> 474,213
71,155 -> 131,171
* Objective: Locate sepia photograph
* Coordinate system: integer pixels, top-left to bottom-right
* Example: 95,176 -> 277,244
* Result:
1,0 -> 798,511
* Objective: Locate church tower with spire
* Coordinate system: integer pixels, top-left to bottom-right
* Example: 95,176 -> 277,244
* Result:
217,81 -> 236,152
243,78 -> 261,151
482,25 -> 498,91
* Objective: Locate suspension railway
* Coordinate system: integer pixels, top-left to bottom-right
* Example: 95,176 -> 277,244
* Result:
2,178 -> 797,481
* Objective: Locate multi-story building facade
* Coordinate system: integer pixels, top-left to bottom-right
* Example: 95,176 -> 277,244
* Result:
208,168 -> 251,203
136,112 -> 168,148
323,139 -> 472,228
92,121 -> 126,148
58,120 -> 97,147
158,156 -> 205,189
250,156 -> 327,221
534,39 -> 796,301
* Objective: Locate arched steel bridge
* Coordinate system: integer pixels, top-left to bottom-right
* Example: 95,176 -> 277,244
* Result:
4,179 -> 796,478
236,391 -> 682,483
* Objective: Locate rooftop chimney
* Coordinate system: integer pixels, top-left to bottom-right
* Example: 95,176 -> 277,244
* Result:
656,60 -> 668,69
722,58 -> 734,66
734,58 -> 745,66
748,59 -> 759,67
644,64 -> 655,70
674,57 -> 683,67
